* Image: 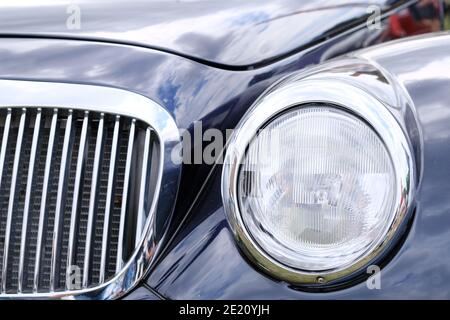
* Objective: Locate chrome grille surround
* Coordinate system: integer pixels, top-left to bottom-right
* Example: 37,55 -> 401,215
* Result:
0,80 -> 181,299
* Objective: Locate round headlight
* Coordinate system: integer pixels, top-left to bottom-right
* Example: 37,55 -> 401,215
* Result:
239,105 -> 396,272
222,79 -> 415,285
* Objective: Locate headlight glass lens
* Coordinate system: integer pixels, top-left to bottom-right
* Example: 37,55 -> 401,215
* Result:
238,105 -> 396,272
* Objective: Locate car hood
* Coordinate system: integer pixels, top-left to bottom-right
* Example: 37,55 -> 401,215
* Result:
0,0 -> 409,67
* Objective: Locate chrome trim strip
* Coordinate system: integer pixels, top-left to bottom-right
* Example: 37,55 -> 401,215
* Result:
0,80 -> 181,300
34,109 -> 58,292
2,109 -> 26,292
116,119 -> 135,273
66,111 -> 89,287
135,127 -> 151,247
83,113 -> 104,288
18,108 -> 41,293
50,110 -> 73,291
99,115 -> 120,283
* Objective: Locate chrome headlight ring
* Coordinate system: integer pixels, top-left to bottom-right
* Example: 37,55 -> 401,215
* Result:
222,68 -> 416,286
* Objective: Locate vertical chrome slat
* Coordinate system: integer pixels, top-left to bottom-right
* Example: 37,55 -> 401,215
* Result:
34,109 -> 58,293
18,109 -> 41,293
66,111 -> 88,288
49,110 -> 73,291
135,127 -> 151,247
0,109 -> 11,292
0,108 -> 12,189
116,119 -> 135,272
99,116 -> 120,283
83,113 -> 104,288
1,109 -> 26,293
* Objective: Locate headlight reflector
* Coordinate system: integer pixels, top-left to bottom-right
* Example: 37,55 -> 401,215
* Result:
238,105 -> 396,271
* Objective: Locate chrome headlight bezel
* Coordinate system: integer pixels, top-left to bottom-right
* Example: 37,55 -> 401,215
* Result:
222,69 -> 416,286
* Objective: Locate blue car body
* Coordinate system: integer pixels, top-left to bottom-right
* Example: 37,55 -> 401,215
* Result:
0,0 -> 446,299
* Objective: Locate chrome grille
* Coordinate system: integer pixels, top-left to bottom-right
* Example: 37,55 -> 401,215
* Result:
0,107 -> 159,294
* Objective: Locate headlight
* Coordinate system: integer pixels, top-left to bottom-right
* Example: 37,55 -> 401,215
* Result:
222,75 -> 415,286
239,104 -> 396,272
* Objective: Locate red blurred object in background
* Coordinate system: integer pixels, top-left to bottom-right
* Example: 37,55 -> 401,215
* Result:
388,0 -> 442,38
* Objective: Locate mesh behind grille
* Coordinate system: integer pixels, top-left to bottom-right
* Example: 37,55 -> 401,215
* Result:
0,107 -> 158,294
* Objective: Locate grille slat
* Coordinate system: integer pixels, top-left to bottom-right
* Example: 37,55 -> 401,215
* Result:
50,110 -> 73,291
66,111 -> 89,289
116,119 -> 135,272
99,115 -> 120,283
34,109 -> 58,292
2,109 -> 26,293
0,110 -> 12,294
135,127 -> 151,247
18,108 -> 41,293
0,107 -> 158,295
82,113 -> 104,288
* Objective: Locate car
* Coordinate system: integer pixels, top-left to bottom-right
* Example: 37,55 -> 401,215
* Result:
0,0 -> 447,300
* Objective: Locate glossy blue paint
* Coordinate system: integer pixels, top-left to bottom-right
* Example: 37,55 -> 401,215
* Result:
123,285 -> 161,300
149,34 -> 450,299
0,0 -> 443,300
0,0 -> 414,67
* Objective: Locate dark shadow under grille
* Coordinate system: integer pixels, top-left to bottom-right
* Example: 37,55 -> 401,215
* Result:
0,107 -> 158,294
